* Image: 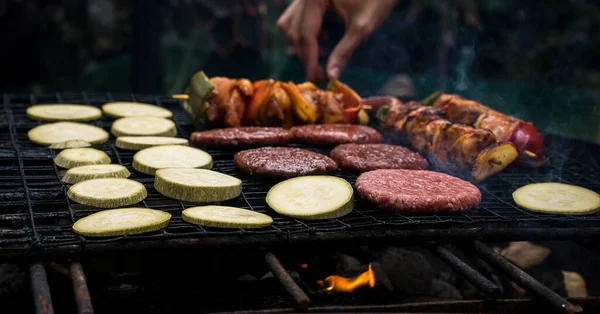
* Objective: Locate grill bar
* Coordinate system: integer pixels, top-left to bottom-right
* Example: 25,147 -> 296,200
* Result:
70,261 -> 94,314
264,251 -> 311,310
29,262 -> 54,314
471,241 -> 582,314
429,244 -> 501,298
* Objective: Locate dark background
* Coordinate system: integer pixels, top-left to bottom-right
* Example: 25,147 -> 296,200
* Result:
0,0 -> 599,141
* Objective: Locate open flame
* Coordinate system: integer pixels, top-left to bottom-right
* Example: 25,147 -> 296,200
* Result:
317,264 -> 375,292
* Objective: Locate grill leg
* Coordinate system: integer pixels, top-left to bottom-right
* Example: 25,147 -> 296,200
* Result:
70,261 -> 94,314
472,241 -> 583,314
29,262 -> 54,314
264,252 -> 311,311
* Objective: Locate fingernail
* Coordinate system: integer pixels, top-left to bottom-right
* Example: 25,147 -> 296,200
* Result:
328,66 -> 341,79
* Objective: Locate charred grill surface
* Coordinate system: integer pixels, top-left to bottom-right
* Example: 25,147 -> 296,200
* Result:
0,93 -> 598,259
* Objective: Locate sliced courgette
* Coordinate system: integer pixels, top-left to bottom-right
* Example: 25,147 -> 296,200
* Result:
513,182 -> 600,215
133,145 -> 212,175
154,168 -> 241,202
54,148 -> 111,169
182,205 -> 272,228
67,178 -> 147,208
62,164 -> 130,184
116,136 -> 189,151
266,176 -> 354,220
28,122 -> 109,146
73,207 -> 171,237
102,102 -> 173,118
27,104 -> 102,122
49,140 -> 92,150
111,117 -> 177,137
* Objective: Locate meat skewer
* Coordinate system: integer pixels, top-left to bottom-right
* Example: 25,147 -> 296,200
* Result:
431,94 -> 547,167
364,96 -> 519,183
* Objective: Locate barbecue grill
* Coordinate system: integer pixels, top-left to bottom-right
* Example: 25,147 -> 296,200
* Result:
2,93 -> 600,313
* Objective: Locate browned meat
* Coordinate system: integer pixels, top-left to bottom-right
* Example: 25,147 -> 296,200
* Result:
290,124 -> 382,146
355,169 -> 481,213
191,127 -> 291,148
234,147 -> 337,178
330,144 -> 428,173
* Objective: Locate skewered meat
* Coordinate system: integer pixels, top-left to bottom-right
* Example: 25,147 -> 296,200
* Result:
364,96 -> 518,182
432,94 -> 546,167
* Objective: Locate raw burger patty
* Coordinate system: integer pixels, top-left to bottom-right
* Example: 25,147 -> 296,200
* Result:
191,127 -> 291,148
356,169 -> 481,213
290,124 -> 382,145
235,147 -> 337,178
330,144 -> 429,172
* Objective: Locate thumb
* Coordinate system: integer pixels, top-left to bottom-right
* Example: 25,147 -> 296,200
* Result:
326,31 -> 364,79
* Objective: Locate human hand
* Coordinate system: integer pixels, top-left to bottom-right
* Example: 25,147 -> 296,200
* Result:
277,0 -> 399,81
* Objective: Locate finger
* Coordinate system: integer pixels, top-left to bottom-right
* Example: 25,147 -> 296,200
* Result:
299,0 -> 327,81
276,0 -> 300,34
326,30 -> 364,79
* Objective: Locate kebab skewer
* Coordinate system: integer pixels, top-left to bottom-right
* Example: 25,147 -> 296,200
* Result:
364,96 -> 519,183
429,93 -> 547,167
179,71 -> 365,129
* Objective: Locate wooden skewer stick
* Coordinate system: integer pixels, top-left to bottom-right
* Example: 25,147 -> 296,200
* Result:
172,94 -> 189,100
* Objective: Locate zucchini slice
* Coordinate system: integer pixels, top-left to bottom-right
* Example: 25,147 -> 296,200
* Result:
154,168 -> 241,202
73,207 -> 171,237
133,145 -> 212,175
182,205 -> 272,228
266,176 -> 354,220
67,178 -> 147,208
102,102 -> 173,118
63,164 -> 130,184
27,104 -> 102,122
513,182 -> 600,215
111,117 -> 177,137
49,140 -> 92,150
28,122 -> 109,146
116,136 -> 189,151
54,148 -> 111,169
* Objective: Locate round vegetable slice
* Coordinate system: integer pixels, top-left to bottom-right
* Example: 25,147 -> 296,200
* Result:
73,207 -> 171,237
54,148 -> 111,169
63,164 -> 131,184
49,140 -> 92,150
67,178 -> 147,208
27,104 -> 102,122
267,176 -> 354,220
182,206 -> 272,228
513,182 -> 600,215
133,145 -> 212,175
28,122 -> 109,146
116,136 -> 189,151
111,117 -> 177,137
102,102 -> 173,118
154,168 -> 241,202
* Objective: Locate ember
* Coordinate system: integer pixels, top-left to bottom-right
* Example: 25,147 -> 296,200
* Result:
318,264 -> 375,293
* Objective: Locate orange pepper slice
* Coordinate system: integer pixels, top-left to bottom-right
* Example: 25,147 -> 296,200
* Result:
327,79 -> 362,123
280,82 -> 318,124
244,79 -> 274,125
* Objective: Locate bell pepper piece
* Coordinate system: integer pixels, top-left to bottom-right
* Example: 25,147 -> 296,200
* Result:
327,79 -> 361,109
327,79 -> 362,124
244,79 -> 274,125
280,82 -> 318,124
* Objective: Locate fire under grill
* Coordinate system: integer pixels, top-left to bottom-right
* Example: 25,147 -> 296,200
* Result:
1,93 -> 600,313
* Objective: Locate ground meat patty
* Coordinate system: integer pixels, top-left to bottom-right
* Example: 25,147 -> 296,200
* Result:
191,127 -> 291,148
234,147 -> 338,178
330,144 -> 429,173
355,169 -> 481,213
290,124 -> 382,146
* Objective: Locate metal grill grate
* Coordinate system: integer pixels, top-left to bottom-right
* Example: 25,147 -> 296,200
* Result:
1,92 -> 600,258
